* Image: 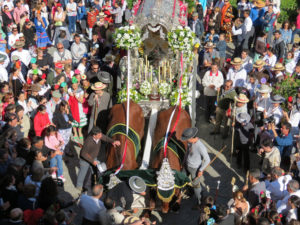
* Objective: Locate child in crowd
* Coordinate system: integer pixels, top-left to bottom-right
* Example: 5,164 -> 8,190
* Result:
216,33 -> 227,68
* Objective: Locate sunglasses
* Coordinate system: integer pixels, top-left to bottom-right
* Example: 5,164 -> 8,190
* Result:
57,47 -> 64,49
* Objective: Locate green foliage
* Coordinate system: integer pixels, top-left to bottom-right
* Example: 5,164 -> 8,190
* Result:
272,75 -> 300,110
229,0 -> 238,8
278,0 -> 298,23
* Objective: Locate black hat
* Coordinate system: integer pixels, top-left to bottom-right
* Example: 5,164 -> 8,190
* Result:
181,128 -> 198,141
97,71 -> 111,84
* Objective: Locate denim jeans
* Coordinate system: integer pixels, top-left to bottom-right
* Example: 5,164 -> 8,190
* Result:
68,16 -> 77,34
50,154 -> 63,177
76,158 -> 95,188
292,29 -> 300,43
186,166 -> 202,205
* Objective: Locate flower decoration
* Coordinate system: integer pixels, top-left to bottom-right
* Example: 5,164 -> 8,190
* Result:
72,76 -> 78,84
158,82 -> 171,97
170,88 -> 192,108
288,96 -> 293,103
260,77 -> 267,84
60,82 -> 67,88
33,69 -> 39,75
81,74 -> 87,80
54,84 -> 60,90
140,80 -> 151,96
167,25 -> 195,56
113,25 -> 142,50
41,73 -> 46,79
118,86 -> 142,103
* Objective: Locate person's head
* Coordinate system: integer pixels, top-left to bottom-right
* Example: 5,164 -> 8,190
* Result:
288,195 -> 300,208
37,104 -> 47,114
219,33 -> 225,41
3,92 -> 14,104
243,9 -> 250,17
271,167 -> 283,180
0,82 -> 9,94
287,51 -> 293,60
202,195 -> 215,208
210,28 -> 215,35
296,62 -> 300,74
224,0 -> 229,4
18,138 -> 31,150
5,113 -> 18,127
56,42 -> 64,53
249,169 -> 261,184
268,210 -> 281,224
248,74 -> 256,84
281,121 -> 291,136
90,127 -> 102,140
192,12 -> 198,21
214,7 -> 220,13
58,100 -> 69,113
69,0 -> 73,3
282,21 -> 290,30
267,47 -> 274,56
9,208 -> 23,222
31,136 -> 44,149
0,149 -> 9,162
215,204 -> 228,221
287,180 -> 299,193
211,59 -> 219,73
74,34 -> 81,44
274,30 -> 281,40
23,184 -> 36,198
261,137 -> 274,153
104,197 -> 115,210
38,96 -> 47,105
45,125 -> 57,137
3,5 -> 9,12
241,49 -> 249,59
16,0 -> 21,7
57,3 -> 63,12
91,60 -> 99,72
16,105 -> 24,119
224,80 -> 233,91
6,104 -> 16,114
267,5 -> 273,13
92,184 -> 103,198
234,191 -> 246,203
31,167 -> 44,182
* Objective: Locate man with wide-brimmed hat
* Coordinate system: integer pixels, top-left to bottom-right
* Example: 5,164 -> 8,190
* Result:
234,93 -> 249,117
88,82 -> 112,133
11,40 -> 31,67
265,95 -> 285,125
181,127 -> 210,207
252,59 -> 269,82
254,84 -> 272,114
226,57 -> 247,87
235,112 -> 254,171
271,63 -> 285,83
203,42 -> 220,67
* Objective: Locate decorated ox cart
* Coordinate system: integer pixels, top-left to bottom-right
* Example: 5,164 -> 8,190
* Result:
101,0 -> 200,212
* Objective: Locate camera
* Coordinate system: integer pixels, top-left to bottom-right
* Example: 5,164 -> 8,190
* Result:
262,115 -> 275,124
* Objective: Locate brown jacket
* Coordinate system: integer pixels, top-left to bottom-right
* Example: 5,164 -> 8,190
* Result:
80,135 -> 114,164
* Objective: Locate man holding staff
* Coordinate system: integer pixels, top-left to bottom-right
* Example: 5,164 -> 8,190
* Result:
181,127 -> 211,207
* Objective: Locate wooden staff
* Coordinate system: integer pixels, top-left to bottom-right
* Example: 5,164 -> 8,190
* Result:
203,145 -> 227,172
245,170 -> 249,186
214,180 -> 221,202
216,88 -> 220,104
93,96 -> 99,126
230,99 -> 237,165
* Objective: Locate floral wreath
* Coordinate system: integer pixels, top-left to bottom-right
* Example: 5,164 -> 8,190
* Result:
113,25 -> 142,50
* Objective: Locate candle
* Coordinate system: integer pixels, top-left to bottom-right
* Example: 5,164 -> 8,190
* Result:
158,66 -> 160,83
169,66 -> 172,83
150,66 -> 153,83
145,66 -> 147,81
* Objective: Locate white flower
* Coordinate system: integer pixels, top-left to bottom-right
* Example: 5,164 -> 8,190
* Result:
179,31 -> 185,37
172,33 -> 177,39
130,25 -> 135,30
124,33 -> 130,39
117,34 -> 122,38
124,26 -> 129,31
185,26 -> 191,31
183,38 -> 188,43
128,39 -> 134,42
177,25 -> 183,30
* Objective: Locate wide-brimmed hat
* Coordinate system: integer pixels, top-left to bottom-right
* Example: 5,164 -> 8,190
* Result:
204,42 -> 215,49
234,93 -> 249,103
231,57 -> 243,65
181,127 -> 198,141
91,82 -> 106,90
97,71 -> 111,84
254,0 -> 266,8
256,84 -> 272,94
31,84 -> 41,92
52,90 -> 62,98
13,40 -> 25,49
236,112 -> 251,124
129,176 -> 146,194
272,63 -> 285,71
103,53 -> 116,62
270,95 -> 285,104
123,216 -> 140,225
253,59 -> 266,68
0,54 -> 7,62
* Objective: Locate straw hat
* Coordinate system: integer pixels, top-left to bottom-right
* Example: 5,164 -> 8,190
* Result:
255,84 -> 272,94
253,59 -> 266,68
234,93 -> 249,103
254,0 -> 266,8
13,40 -> 25,49
204,42 -> 215,49
91,82 -> 106,90
272,63 -> 285,71
230,57 -> 243,65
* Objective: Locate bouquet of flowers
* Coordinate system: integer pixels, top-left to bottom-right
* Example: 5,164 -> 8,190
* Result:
118,86 -> 142,103
170,88 -> 192,108
113,25 -> 142,50
167,25 -> 195,56
158,82 -> 171,97
140,80 -> 151,96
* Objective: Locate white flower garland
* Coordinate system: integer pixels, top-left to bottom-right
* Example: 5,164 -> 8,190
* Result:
140,80 -> 151,96
114,25 -> 142,49
167,25 -> 195,56
170,88 -> 192,108
118,87 -> 141,103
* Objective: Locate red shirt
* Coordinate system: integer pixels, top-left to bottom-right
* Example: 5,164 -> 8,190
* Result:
296,13 -> 300,29
34,111 -> 51,136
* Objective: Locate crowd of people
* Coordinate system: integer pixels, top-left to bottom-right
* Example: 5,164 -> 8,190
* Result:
0,0 -> 299,224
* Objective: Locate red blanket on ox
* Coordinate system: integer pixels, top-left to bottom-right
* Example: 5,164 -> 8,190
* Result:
68,96 -> 80,123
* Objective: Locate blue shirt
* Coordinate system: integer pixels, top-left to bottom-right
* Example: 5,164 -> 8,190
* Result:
269,130 -> 293,155
250,7 -> 265,27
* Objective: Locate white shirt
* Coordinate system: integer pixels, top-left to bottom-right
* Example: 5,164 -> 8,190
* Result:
66,2 -> 77,17
53,49 -> 72,63
226,67 -> 247,87
8,33 -> 20,48
266,175 -> 292,203
0,52 -> 10,68
285,60 -> 296,74
11,49 -> 31,67
202,70 -> 224,96
232,25 -> 243,36
288,108 -> 300,129
277,190 -> 300,214
266,105 -> 283,125
244,16 -> 253,33
3,0 -> 14,10
0,65 -> 8,82
263,54 -> 277,68
17,100 -> 29,115
255,95 -> 271,112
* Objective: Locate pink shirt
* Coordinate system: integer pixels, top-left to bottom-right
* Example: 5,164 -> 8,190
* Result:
297,14 -> 300,29
13,6 -> 28,24
44,133 -> 64,151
